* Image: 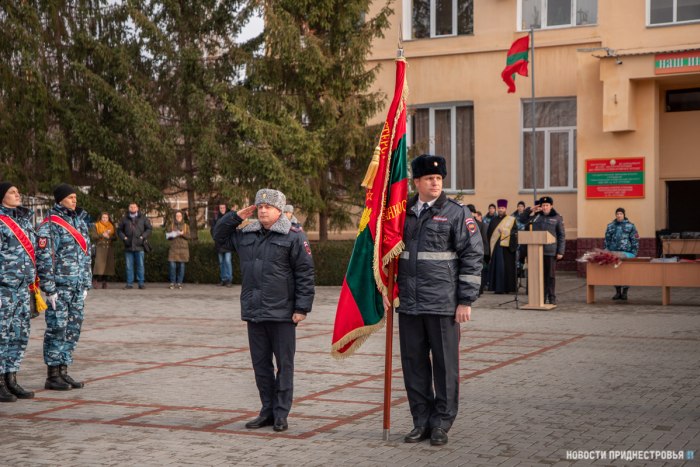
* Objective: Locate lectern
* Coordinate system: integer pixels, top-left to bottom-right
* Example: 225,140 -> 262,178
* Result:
519,230 -> 556,310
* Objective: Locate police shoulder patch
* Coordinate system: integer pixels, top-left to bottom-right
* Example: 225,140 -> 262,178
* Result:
465,217 -> 477,235
38,237 -> 48,249
303,240 -> 312,256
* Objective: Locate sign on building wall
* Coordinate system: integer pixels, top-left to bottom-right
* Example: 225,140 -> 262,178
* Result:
655,51 -> 700,75
585,157 -> 645,199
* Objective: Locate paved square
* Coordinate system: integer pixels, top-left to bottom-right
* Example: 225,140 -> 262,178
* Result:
1,273 -> 699,465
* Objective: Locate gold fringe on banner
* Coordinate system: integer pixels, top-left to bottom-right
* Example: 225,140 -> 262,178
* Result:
34,291 -> 48,313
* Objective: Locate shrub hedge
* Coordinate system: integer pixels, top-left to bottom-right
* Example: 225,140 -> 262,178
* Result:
108,229 -> 354,286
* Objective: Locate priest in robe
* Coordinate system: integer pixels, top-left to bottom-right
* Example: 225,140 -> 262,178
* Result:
487,199 -> 518,294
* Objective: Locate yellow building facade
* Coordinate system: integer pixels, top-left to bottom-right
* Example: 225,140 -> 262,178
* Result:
368,0 -> 700,268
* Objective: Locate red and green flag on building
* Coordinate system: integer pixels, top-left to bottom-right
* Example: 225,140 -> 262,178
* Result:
331,57 -> 409,358
501,35 -> 530,93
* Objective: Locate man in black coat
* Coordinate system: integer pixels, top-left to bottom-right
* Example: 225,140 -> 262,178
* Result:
214,189 -> 315,433
117,203 -> 152,289
388,154 -> 483,446
529,196 -> 565,304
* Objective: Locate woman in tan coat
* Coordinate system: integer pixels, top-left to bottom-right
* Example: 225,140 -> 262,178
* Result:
166,210 -> 190,289
91,212 -> 116,288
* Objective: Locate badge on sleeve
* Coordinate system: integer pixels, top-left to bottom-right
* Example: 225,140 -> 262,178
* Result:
38,237 -> 48,249
303,241 -> 312,256
465,218 -> 477,236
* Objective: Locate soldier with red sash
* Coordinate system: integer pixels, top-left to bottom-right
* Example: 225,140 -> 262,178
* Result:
0,182 -> 39,402
36,184 -> 92,390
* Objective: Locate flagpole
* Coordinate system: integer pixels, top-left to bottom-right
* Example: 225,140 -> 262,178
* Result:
530,27 -> 537,204
382,259 -> 396,440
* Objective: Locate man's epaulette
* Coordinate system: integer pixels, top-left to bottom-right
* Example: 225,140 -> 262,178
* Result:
290,226 -> 302,233
447,198 -> 463,207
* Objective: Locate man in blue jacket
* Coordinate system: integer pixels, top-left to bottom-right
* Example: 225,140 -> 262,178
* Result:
214,189 -> 315,433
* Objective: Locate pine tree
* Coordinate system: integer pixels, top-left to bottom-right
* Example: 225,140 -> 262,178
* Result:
252,0 -> 393,240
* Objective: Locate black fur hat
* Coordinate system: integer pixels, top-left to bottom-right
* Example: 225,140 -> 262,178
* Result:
411,154 -> 447,179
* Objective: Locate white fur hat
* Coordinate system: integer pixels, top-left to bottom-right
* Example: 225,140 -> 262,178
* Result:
254,189 -> 286,212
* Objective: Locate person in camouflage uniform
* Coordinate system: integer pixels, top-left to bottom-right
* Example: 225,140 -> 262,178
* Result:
604,207 -> 639,300
36,184 -> 92,391
0,182 -> 37,402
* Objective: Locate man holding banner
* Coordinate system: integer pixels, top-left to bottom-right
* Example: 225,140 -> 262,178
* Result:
392,154 -> 483,446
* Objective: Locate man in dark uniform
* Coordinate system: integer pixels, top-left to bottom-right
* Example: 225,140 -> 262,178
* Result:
214,189 -> 315,433
390,154 -> 483,446
530,196 -> 565,304
36,184 -> 92,390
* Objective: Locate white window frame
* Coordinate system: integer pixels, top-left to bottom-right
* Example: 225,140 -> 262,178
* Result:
520,99 -> 577,193
647,0 -> 700,26
402,0 -> 473,40
517,0 -> 598,31
407,102 -> 475,193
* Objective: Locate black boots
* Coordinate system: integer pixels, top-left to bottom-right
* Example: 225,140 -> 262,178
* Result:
613,286 -> 629,300
59,365 -> 84,389
45,365 -> 71,391
0,374 -> 18,402
5,372 -> 34,399
613,286 -> 622,300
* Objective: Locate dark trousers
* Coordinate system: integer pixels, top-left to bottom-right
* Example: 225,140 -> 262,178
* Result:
247,321 -> 296,419
398,313 -> 460,431
543,255 -> 557,298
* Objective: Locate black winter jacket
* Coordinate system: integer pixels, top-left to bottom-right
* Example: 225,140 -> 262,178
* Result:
397,192 -> 483,316
117,212 -> 153,252
213,211 -> 315,322
528,208 -> 566,257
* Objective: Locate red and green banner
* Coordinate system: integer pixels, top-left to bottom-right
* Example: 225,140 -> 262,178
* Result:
331,57 -> 409,358
585,157 -> 645,199
501,35 -> 529,93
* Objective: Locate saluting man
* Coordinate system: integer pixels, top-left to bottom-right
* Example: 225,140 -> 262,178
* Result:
214,189 -> 315,433
0,182 -> 38,401
389,154 -> 483,446
36,184 -> 92,390
530,196 -> 566,304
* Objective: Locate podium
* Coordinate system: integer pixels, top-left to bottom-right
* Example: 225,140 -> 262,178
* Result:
519,230 -> 556,310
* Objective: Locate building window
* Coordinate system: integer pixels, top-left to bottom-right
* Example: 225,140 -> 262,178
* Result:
408,0 -> 473,39
649,0 -> 700,25
520,0 -> 597,30
521,99 -> 577,191
409,104 -> 475,191
666,88 -> 700,112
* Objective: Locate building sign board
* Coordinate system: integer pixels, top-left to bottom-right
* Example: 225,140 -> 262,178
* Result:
585,157 -> 645,199
655,51 -> 700,75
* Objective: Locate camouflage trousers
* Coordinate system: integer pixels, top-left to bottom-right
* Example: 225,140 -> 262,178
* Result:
44,286 -> 85,366
0,285 -> 32,373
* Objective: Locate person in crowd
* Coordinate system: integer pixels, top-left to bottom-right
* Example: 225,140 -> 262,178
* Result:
210,203 -> 233,287
283,205 -> 302,229
604,207 -> 639,300
483,203 -> 497,226
117,203 -> 152,290
166,210 -> 191,289
214,189 -> 315,433
487,199 -> 518,294
90,212 -> 116,289
0,182 -> 37,401
36,184 -> 92,391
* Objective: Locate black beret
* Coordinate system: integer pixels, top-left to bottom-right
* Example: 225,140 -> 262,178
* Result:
539,196 -> 554,205
411,154 -> 447,179
53,183 -> 76,204
0,181 -> 14,201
